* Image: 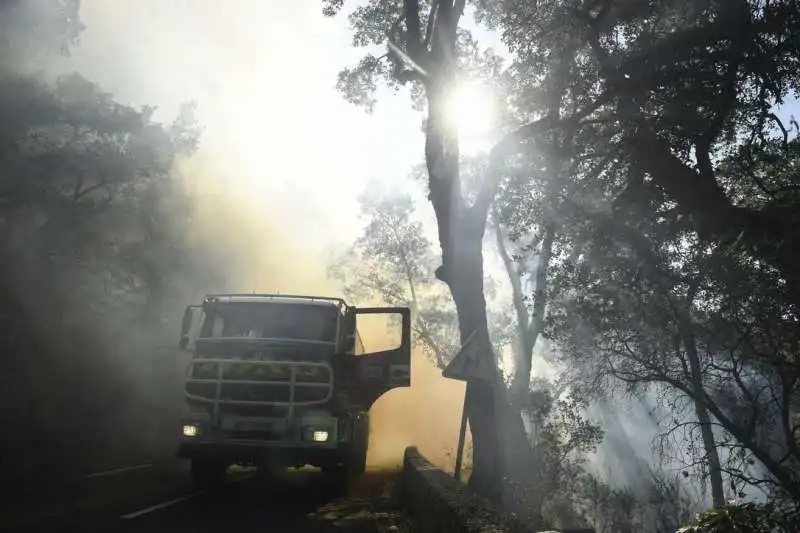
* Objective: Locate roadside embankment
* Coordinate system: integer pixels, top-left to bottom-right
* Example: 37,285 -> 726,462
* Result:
399,446 -> 595,533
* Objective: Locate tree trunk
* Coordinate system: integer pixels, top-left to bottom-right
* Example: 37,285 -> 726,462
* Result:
453,222 -> 543,517
493,219 -> 555,409
407,0 -> 523,504
443,224 -> 504,501
493,218 -> 535,406
678,312 -> 726,508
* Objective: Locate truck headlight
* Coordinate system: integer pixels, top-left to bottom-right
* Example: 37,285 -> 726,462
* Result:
182,424 -> 200,437
312,430 -> 329,442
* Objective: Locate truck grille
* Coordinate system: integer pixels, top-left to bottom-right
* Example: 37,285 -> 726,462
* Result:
185,359 -> 334,408
220,430 -> 279,441
218,404 -> 287,418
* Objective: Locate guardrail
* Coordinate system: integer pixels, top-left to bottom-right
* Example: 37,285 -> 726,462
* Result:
398,446 -> 595,533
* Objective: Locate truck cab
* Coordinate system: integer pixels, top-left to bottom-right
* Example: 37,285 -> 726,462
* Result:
176,294 -> 411,488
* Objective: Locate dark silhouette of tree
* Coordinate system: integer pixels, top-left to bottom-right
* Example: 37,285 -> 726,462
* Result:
0,0 -> 216,484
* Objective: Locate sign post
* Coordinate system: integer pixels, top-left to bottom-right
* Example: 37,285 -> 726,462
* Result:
441,330 -> 494,482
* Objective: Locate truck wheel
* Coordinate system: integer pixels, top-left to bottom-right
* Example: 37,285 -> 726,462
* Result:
191,458 -> 227,489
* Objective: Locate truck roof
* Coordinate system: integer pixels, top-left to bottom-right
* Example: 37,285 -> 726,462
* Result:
202,293 -> 345,308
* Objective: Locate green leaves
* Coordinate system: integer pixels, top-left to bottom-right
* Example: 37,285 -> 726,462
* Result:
678,501 -> 800,533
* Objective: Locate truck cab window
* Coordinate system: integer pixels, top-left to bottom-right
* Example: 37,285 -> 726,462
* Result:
199,303 -> 338,342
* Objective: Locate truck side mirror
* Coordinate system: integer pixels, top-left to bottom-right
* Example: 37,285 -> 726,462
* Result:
181,306 -> 194,335
179,305 -> 194,351
344,334 -> 356,353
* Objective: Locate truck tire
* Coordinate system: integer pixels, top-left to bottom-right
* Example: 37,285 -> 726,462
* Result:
191,458 -> 227,489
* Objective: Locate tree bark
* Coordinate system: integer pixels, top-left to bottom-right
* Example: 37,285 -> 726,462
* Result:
443,223 -> 504,500
423,71 -> 505,501
395,0 -> 514,503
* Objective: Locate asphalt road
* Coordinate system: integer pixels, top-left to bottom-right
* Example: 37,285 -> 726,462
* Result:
3,462 -> 407,533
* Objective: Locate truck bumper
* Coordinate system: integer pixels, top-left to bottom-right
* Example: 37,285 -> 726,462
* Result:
177,438 -> 350,467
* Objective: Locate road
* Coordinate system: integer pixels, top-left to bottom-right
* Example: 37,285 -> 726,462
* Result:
3,462 -> 408,533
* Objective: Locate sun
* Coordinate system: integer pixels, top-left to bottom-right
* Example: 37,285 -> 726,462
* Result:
442,82 -> 497,151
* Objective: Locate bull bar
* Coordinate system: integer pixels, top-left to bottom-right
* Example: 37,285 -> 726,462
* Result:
185,359 -> 335,426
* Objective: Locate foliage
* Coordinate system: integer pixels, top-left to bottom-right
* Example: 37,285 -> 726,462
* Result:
467,0 -> 800,503
575,464 -> 702,533
678,501 -> 800,533
0,0 -> 220,482
0,70 -> 203,321
331,0 -> 800,519
544,126 -> 800,498
520,377 -> 604,528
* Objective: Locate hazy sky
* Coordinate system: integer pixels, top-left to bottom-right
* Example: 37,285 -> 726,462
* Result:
66,1 -> 426,252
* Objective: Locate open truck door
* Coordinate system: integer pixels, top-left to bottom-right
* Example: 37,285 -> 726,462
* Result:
347,306 -> 411,409
178,304 -> 203,352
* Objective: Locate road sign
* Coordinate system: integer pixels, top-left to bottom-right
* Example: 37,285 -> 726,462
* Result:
441,331 -> 496,482
442,331 -> 494,383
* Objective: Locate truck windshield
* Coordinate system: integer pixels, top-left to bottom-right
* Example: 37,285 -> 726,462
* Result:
199,303 -> 338,342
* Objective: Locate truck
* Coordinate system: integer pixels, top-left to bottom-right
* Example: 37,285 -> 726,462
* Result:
176,293 -> 411,489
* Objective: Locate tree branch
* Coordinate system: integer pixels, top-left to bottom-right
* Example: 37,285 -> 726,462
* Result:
412,319 -> 448,368
403,0 -> 422,53
492,208 -> 530,381
423,1 -> 438,49
768,112 -> 790,150
527,223 -> 555,342
471,90 -> 612,229
470,116 -> 553,228
73,179 -> 109,202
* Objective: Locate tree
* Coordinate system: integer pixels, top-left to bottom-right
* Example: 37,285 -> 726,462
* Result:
328,186 -> 459,368
323,0 -> 553,501
475,0 -> 800,309
0,0 -> 215,482
522,377 -> 604,526
327,0 -> 800,515
491,210 -> 555,405
464,0 -> 800,506
546,171 -> 800,501
482,129 -> 565,406
679,500 -> 800,533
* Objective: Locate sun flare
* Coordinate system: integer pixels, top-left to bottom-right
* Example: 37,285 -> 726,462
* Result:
443,82 -> 497,150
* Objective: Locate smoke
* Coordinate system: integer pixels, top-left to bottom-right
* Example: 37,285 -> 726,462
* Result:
368,349 -> 470,472
0,0 -> 474,486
